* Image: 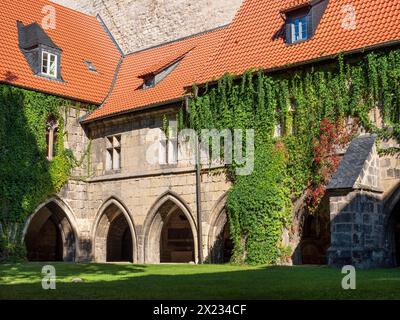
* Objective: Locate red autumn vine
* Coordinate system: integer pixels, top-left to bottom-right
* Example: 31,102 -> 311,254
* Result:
307,117 -> 358,211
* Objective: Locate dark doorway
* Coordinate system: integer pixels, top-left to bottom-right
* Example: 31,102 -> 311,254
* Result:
160,212 -> 195,263
221,223 -> 233,263
388,200 -> 400,266
299,196 -> 331,265
25,201 -> 75,262
394,223 -> 400,266
26,217 -> 62,261
106,214 -> 133,262
210,222 -> 233,263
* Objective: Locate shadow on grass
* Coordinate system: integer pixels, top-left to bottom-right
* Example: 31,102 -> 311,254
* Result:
0,263 -> 400,300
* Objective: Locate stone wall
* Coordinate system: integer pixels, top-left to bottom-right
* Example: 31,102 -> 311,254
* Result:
50,0 -> 243,53
48,105 -> 232,263
327,131 -> 400,268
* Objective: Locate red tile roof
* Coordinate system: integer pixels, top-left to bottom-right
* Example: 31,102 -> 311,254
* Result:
280,0 -> 312,13
138,47 -> 195,78
0,0 -> 121,104
85,27 -> 227,121
3,0 -> 400,121
195,0 -> 400,85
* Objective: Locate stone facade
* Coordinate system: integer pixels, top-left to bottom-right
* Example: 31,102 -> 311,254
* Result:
26,103 -> 400,267
26,103 -> 232,264
50,0 -> 243,53
22,2 -> 400,268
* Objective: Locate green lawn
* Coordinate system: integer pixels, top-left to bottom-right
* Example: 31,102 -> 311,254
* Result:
0,262 -> 400,299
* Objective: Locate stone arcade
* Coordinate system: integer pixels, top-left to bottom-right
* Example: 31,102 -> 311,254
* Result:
2,0 -> 400,268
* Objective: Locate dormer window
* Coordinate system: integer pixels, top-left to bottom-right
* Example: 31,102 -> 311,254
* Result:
140,59 -> 180,90
17,21 -> 63,81
283,0 -> 329,45
285,8 -> 311,44
42,51 -> 57,78
139,50 -> 192,90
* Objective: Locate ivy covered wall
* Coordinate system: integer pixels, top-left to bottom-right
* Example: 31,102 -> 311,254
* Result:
0,85 -> 78,261
189,47 -> 400,265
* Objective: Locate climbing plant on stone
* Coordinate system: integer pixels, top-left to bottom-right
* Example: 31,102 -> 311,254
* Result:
0,85 -> 77,261
189,48 -> 400,265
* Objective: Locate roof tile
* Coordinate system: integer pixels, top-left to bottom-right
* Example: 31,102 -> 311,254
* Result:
0,0 -> 121,104
195,0 -> 400,84
86,27 -> 227,121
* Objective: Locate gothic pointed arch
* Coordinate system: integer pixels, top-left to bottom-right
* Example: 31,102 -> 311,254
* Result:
383,185 -> 400,266
24,196 -> 78,261
92,197 -> 138,263
143,191 -> 198,264
207,193 -> 232,263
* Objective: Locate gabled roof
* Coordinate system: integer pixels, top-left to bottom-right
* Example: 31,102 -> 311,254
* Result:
84,27 -> 227,122
3,0 -> 400,120
138,47 -> 194,78
280,0 -> 313,14
195,0 -> 400,85
327,134 -> 380,192
0,0 -> 121,104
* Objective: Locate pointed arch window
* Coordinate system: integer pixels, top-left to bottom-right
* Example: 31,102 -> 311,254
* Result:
46,115 -> 59,160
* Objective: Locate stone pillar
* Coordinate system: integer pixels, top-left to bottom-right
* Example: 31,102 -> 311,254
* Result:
326,134 -> 391,268
328,189 -> 389,268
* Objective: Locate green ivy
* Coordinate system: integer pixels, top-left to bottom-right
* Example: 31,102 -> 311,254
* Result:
0,85 -> 77,261
227,144 -> 291,264
189,48 -> 400,265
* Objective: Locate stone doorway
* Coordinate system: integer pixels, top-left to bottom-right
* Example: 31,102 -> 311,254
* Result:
144,195 -> 198,264
94,201 -> 136,263
387,200 -> 400,266
208,209 -> 233,264
160,210 -> 195,263
106,213 -> 133,262
25,201 -> 76,261
299,196 -> 330,265
212,222 -> 233,263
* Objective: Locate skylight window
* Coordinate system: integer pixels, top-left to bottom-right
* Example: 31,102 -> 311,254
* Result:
85,60 -> 97,72
42,51 -> 57,78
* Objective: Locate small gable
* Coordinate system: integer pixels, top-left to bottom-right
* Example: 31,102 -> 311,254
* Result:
17,21 -> 63,81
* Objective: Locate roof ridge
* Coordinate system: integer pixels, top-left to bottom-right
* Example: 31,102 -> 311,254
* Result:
124,24 -> 230,57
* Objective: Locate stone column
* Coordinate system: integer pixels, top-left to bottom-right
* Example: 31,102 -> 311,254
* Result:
327,189 -> 388,268
326,134 -> 390,268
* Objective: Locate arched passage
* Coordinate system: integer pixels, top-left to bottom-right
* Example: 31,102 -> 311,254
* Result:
299,195 -> 330,265
144,194 -> 198,264
390,211 -> 400,266
93,199 -> 137,263
207,195 -> 233,264
385,190 -> 400,266
24,199 -> 77,261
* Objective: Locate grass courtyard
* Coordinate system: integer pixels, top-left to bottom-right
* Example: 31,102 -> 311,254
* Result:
0,262 -> 400,300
